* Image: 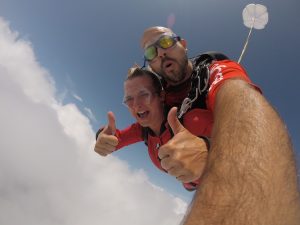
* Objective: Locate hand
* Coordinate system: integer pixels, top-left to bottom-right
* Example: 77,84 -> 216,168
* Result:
94,111 -> 119,156
158,107 -> 209,183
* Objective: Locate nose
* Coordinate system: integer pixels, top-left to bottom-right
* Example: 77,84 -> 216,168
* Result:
157,47 -> 167,59
132,97 -> 143,109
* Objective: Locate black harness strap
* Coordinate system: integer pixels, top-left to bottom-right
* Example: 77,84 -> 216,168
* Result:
178,52 -> 229,116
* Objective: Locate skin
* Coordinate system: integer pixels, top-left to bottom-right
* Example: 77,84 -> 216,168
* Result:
123,76 -> 165,135
142,27 -> 193,86
141,26 -> 300,225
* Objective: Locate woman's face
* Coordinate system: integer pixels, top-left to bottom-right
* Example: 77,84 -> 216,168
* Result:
123,75 -> 164,130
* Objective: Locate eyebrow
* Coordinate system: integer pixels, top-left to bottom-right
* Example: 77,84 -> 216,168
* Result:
124,89 -> 151,97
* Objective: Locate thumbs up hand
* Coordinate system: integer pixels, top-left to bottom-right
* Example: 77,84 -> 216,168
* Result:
158,107 -> 209,183
103,111 -> 117,135
94,111 -> 119,156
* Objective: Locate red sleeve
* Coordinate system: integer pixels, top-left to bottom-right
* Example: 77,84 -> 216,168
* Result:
115,123 -> 143,150
206,60 -> 262,111
183,108 -> 213,137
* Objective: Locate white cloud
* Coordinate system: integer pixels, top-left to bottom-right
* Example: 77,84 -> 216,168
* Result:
72,93 -> 83,102
0,17 -> 187,225
83,106 -> 97,123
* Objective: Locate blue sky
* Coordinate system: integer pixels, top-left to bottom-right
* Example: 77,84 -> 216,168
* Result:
0,0 -> 299,224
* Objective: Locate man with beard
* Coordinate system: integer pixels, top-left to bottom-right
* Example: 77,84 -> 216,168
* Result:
140,26 -> 300,225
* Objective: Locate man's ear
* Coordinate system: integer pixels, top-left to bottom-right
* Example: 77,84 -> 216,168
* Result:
179,39 -> 187,48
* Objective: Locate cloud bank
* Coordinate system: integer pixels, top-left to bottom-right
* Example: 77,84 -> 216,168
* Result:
0,17 -> 186,225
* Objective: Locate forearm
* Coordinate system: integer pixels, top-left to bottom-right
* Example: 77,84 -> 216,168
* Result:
183,79 -> 300,225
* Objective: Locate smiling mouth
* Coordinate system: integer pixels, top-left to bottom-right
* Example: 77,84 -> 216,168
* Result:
137,111 -> 149,119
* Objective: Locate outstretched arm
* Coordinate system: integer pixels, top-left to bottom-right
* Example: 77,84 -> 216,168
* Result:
182,79 -> 300,225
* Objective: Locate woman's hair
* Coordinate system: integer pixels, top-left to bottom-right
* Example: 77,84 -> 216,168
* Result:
126,65 -> 163,94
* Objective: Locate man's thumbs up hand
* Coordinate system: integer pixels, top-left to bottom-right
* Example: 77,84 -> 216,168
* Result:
158,107 -> 209,183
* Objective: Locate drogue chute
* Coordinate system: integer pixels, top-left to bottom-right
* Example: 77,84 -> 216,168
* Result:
238,4 -> 269,63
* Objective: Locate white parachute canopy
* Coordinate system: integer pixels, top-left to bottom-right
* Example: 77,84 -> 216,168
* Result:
243,4 -> 268,29
238,4 -> 269,63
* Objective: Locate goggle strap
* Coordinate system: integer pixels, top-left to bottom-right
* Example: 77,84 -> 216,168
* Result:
142,59 -> 146,69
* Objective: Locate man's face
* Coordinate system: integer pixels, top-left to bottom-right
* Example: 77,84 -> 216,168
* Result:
141,28 -> 189,86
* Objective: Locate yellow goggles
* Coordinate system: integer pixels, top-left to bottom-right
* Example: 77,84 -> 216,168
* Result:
144,34 -> 180,62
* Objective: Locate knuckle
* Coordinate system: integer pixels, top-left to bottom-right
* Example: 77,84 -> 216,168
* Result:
160,159 -> 167,169
96,149 -> 106,156
158,149 -> 165,159
158,152 -> 163,160
100,153 -> 107,157
94,146 -> 101,152
168,167 -> 180,177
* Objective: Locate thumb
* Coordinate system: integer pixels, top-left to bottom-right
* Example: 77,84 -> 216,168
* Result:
104,111 -> 116,135
167,107 -> 185,135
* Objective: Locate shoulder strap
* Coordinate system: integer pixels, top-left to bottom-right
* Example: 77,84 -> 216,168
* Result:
189,51 -> 228,99
178,52 -> 229,118
141,127 -> 150,146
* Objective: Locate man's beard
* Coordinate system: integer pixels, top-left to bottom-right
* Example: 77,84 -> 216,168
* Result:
160,55 -> 188,85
